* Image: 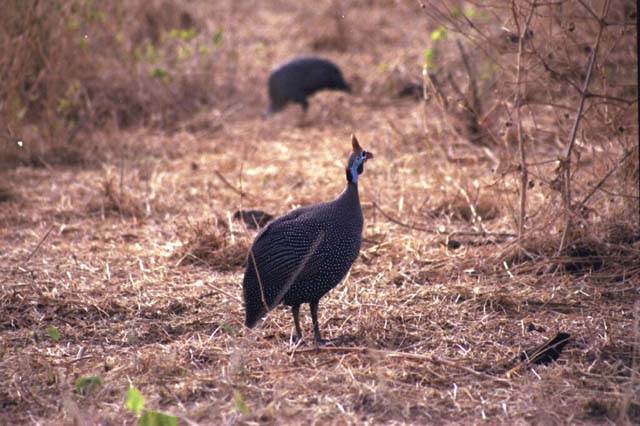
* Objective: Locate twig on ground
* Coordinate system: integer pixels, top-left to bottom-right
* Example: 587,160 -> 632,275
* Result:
291,346 -> 512,384
205,282 -> 243,303
372,201 -> 516,239
620,301 -> 640,422
215,170 -> 258,201
24,224 -> 55,264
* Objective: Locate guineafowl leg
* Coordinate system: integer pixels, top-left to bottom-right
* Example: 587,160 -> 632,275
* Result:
291,304 -> 303,342
297,108 -> 309,127
295,98 -> 310,127
310,300 -> 327,344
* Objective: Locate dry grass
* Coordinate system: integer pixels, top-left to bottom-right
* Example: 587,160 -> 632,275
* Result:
173,218 -> 250,271
0,0 -> 226,167
1,1 -> 639,425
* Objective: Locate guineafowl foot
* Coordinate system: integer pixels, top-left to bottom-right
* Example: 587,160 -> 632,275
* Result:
310,301 -> 329,344
327,335 -> 357,345
296,117 -> 311,128
291,304 -> 304,343
313,336 -> 353,346
296,105 -> 310,128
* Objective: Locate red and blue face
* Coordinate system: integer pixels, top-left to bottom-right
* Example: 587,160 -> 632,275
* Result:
346,135 -> 374,184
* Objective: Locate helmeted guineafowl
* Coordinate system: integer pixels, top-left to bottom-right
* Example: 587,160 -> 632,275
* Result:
242,135 -> 373,343
266,56 -> 351,116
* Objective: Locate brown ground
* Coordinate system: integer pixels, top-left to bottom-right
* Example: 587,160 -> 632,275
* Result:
1,1 -> 639,425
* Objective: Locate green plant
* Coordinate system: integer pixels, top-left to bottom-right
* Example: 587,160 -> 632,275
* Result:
75,376 -> 104,395
46,326 -> 60,341
125,386 -> 177,426
424,25 -> 447,71
232,390 -> 250,416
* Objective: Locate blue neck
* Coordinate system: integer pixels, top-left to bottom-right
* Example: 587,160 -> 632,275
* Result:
347,163 -> 360,184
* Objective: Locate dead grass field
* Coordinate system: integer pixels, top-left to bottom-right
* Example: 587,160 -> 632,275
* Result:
1,1 -> 639,425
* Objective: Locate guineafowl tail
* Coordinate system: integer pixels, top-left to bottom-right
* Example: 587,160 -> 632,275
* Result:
245,302 -> 266,328
242,264 -> 269,328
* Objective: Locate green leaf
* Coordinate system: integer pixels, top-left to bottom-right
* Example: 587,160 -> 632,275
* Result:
464,6 -> 476,18
214,28 -> 224,46
126,386 -> 145,415
424,48 -> 433,63
169,28 -> 196,41
424,47 -> 436,71
145,44 -> 157,60
138,410 -> 178,426
222,324 -> 239,336
177,45 -> 193,60
198,45 -> 211,55
151,68 -> 169,81
46,326 -> 60,341
180,28 -> 197,41
430,26 -> 447,42
75,376 -> 104,395
233,390 -> 250,416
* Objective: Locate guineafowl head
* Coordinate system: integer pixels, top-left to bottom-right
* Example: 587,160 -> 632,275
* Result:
331,70 -> 351,93
346,135 -> 374,184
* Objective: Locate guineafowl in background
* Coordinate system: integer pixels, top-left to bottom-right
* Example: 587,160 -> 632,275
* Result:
243,135 -> 373,343
266,56 -> 351,116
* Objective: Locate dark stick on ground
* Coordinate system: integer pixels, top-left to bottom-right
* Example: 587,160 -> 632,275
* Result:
506,332 -> 572,377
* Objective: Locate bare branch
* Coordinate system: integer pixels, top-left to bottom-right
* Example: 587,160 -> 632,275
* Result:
556,0 -> 612,257
579,149 -> 635,208
585,92 -> 638,105
456,38 -> 481,116
576,0 -> 602,22
372,201 -> 517,239
513,1 -> 537,240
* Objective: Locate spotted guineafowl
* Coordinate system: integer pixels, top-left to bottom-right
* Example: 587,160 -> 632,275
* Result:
266,56 -> 351,116
243,135 -> 373,343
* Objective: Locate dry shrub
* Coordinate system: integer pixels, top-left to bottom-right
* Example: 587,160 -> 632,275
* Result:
308,0 -> 350,52
0,0 -> 224,166
95,178 -> 146,218
421,1 -> 638,153
618,144 -> 640,221
419,0 -> 638,260
432,195 -> 500,222
173,218 -> 249,271
500,217 -> 640,273
0,185 -> 15,203
1,1 -> 638,424
602,218 -> 640,245
0,131 -> 92,168
583,399 -> 640,424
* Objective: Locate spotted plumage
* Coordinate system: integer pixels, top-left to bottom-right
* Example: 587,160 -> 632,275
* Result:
243,135 -> 373,342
